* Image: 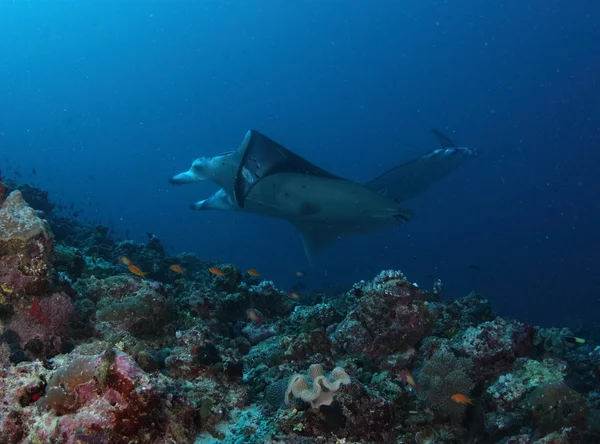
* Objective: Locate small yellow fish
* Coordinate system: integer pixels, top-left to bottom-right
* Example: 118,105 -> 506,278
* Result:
564,336 -> 586,345
128,264 -> 146,278
451,393 -> 473,405
209,267 -> 225,276
170,264 -> 185,275
399,369 -> 422,394
246,308 -> 264,324
119,256 -> 132,266
1,283 -> 13,294
286,291 -> 302,301
247,269 -> 260,277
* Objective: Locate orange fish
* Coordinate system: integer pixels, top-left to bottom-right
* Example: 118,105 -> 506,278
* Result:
286,291 -> 302,301
119,256 -> 132,266
128,264 -> 146,278
451,393 -> 473,405
247,269 -> 260,277
209,267 -> 225,276
246,308 -> 264,324
170,264 -> 185,275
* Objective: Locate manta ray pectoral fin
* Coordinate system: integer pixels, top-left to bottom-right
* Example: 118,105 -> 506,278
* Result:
233,130 -> 340,208
365,130 -> 477,202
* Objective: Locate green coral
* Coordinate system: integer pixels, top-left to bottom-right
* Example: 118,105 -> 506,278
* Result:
97,347 -> 117,387
533,326 -> 573,357
53,244 -> 86,277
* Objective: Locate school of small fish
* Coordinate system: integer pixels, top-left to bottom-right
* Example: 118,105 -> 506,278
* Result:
117,256 -> 316,337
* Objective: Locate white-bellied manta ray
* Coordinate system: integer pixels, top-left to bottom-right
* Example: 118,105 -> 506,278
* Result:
169,129 -> 476,264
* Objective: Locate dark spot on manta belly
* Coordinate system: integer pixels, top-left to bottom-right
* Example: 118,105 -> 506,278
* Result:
299,202 -> 321,216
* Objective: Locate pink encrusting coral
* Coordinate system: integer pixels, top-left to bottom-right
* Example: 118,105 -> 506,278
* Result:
7,292 -> 74,346
0,349 -> 197,443
5,297 -> 74,361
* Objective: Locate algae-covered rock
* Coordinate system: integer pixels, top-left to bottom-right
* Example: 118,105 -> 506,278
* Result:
81,275 -> 168,337
54,244 -> 86,278
0,191 -> 54,300
481,358 -> 568,438
331,270 -> 433,358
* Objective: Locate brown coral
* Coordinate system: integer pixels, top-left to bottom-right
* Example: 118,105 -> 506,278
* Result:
527,381 -> 589,439
37,355 -> 100,414
418,349 -> 474,422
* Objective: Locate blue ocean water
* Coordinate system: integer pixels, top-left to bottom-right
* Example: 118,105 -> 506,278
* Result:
1,1 -> 598,327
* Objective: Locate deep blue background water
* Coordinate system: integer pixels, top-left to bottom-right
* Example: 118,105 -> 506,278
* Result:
1,1 -> 598,327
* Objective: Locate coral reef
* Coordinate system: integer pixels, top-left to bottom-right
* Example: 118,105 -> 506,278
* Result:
0,180 -> 598,443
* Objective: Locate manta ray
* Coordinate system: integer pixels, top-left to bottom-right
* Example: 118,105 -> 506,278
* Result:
169,129 -> 476,263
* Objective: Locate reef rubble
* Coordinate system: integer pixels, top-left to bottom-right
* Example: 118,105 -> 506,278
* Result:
0,182 -> 599,443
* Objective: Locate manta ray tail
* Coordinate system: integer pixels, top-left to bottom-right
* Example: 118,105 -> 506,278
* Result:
292,221 -> 338,268
300,235 -> 316,269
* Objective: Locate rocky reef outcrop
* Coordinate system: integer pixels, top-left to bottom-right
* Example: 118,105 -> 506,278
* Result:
0,191 -> 54,299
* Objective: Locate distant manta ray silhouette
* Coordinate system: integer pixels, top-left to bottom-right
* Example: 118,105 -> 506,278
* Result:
169,129 -> 477,265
